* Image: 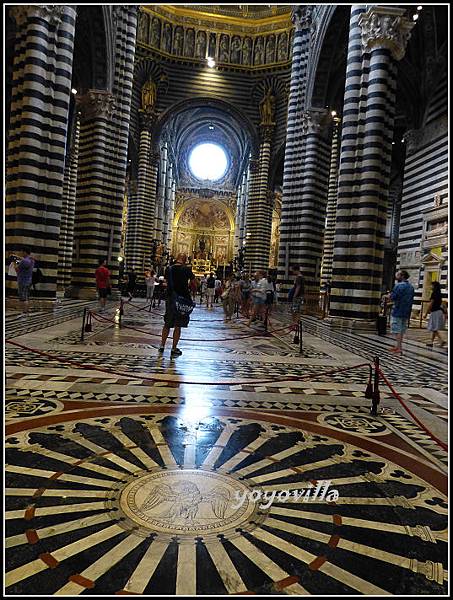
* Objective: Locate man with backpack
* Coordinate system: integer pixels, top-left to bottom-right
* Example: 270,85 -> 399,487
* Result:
159,253 -> 195,357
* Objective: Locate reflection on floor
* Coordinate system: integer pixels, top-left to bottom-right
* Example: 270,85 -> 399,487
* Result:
5,298 -> 448,595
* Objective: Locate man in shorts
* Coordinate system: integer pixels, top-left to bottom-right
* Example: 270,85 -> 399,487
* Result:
159,253 -> 195,357
387,270 -> 414,355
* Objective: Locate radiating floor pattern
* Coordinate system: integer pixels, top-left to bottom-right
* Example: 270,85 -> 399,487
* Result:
5,298 -> 448,595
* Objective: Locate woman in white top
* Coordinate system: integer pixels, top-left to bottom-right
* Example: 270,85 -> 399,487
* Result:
145,270 -> 156,303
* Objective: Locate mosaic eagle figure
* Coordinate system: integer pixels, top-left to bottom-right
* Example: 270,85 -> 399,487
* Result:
140,480 -> 231,521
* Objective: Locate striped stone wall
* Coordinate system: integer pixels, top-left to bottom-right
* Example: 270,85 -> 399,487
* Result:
5,6 -> 77,298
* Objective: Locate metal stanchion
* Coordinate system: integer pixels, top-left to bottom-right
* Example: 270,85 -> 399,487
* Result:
84,310 -> 92,334
364,364 -> 373,399
370,356 -> 380,416
299,319 -> 303,353
81,307 -> 87,342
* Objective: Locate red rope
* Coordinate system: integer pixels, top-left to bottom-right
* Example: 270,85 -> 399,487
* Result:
90,310 -> 293,341
5,338 -> 370,387
378,368 -> 448,452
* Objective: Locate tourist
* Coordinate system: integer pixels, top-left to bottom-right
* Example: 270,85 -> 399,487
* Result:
15,247 -> 34,312
31,259 -> 44,297
290,266 -> 305,343
248,271 -> 267,326
200,274 -> 208,305
95,259 -> 111,313
126,267 -> 137,299
264,273 -> 276,320
387,270 -> 415,354
190,276 -> 198,302
206,272 -> 216,309
222,275 -> 240,321
240,275 -> 252,316
214,276 -> 222,303
145,269 -> 156,305
424,281 -> 447,348
159,253 -> 195,357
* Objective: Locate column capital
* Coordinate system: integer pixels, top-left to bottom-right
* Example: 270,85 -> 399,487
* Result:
259,124 -> 275,143
301,108 -> 330,135
139,109 -> 157,132
359,6 -> 415,61
291,6 -> 313,32
10,4 -> 68,26
76,90 -> 116,120
249,159 -> 260,173
150,152 -> 160,166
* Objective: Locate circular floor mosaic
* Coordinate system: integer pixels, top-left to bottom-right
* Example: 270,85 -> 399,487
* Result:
5,412 -> 447,595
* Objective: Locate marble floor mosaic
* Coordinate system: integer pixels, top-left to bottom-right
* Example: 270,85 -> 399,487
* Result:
4,299 -> 448,595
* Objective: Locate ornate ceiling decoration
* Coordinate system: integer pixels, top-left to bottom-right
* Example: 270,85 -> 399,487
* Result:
138,5 -> 293,68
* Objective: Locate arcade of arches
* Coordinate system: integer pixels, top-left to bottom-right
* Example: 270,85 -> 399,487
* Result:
4,4 -> 448,597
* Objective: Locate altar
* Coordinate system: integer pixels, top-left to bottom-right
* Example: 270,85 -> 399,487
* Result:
192,258 -> 212,277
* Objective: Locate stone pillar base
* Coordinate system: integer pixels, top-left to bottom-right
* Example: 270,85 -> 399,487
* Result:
66,286 -> 121,301
323,316 -> 377,332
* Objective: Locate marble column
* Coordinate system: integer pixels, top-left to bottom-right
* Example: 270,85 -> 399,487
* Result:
328,6 -> 414,328
320,116 -> 341,288
6,5 -> 77,299
244,125 -> 274,274
58,112 -> 81,290
71,6 -> 138,297
124,111 -> 158,272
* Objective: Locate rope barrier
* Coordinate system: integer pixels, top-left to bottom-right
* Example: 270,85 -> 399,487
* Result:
377,367 -> 448,452
88,309 -> 293,341
5,338 -> 370,387
123,298 -> 248,323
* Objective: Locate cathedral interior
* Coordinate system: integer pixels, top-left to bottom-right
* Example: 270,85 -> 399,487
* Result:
4,4 -> 448,596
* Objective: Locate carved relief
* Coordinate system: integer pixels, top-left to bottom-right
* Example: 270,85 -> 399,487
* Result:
277,32 -> 288,61
76,90 -> 116,120
195,30 -> 207,59
219,34 -> 230,63
265,35 -> 276,64
162,22 -> 172,53
173,26 -> 183,56
138,12 -> 292,67
254,36 -> 264,66
184,28 -> 195,58
242,37 -> 252,65
150,17 -> 161,48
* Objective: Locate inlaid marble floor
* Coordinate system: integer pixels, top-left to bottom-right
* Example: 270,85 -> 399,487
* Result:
4,298 -> 448,595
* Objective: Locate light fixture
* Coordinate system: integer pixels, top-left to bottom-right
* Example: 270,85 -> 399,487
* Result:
71,88 -> 77,94
392,142 -> 395,145
118,256 -> 124,262
207,57 -> 216,68
331,110 -> 337,117
417,5 -> 422,10
401,138 -> 405,143
208,124 -> 214,130
412,14 -> 419,20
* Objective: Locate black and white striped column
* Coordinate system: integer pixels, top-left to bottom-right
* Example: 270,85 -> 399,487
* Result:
320,116 -> 341,288
71,7 -> 138,297
329,6 -> 414,326
124,112 -> 158,273
166,169 -> 177,251
277,6 -> 314,292
58,111 -> 81,290
6,5 -> 76,299
244,126 -> 273,274
234,170 -> 248,256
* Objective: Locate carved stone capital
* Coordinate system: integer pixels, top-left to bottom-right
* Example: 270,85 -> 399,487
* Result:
291,6 -> 313,32
249,159 -> 260,174
359,7 -> 415,61
76,90 -> 116,120
259,124 -> 275,143
139,110 -> 157,132
10,4 -> 67,27
150,152 -> 160,167
301,108 -> 330,135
